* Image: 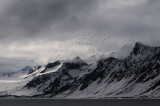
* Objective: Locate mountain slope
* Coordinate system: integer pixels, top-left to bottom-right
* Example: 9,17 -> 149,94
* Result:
1,42 -> 160,98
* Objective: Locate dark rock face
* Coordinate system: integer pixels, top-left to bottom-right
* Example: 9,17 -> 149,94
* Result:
23,59 -> 88,96
40,61 -> 61,73
22,42 -> 160,98
79,57 -> 119,91
63,62 -> 87,69
46,61 -> 61,69
24,73 -> 53,89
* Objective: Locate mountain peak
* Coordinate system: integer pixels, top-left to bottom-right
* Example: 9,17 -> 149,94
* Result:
135,42 -> 150,48
73,56 -> 81,60
132,42 -> 155,55
72,56 -> 83,62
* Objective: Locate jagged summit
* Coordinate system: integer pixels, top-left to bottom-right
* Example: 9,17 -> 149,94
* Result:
1,42 -> 160,98
70,56 -> 86,64
135,42 -> 152,48
131,42 -> 158,55
134,42 -> 160,49
73,56 -> 82,61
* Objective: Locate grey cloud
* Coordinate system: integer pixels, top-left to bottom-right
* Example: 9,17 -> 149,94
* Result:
0,0 -> 160,41
1,0 -> 160,72
1,0 -> 160,44
0,0 -> 99,42
88,0 -> 160,44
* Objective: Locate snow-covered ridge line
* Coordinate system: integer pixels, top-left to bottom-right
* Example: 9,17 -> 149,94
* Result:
35,63 -> 63,76
19,67 -> 46,78
1,42 -> 160,98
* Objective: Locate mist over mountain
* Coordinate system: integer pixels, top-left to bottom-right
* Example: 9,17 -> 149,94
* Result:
1,0 -> 160,73
0,42 -> 160,99
109,44 -> 133,59
0,0 -> 160,99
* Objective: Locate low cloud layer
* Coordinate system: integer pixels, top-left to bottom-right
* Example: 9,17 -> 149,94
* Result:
0,0 -> 160,72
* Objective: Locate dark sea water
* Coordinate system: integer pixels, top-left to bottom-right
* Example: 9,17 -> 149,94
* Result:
0,99 -> 159,106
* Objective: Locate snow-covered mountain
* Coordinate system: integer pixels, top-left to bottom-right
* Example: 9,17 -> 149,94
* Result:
1,42 -> 160,99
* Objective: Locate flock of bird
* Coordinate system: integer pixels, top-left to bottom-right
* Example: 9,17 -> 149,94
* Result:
47,32 -> 112,60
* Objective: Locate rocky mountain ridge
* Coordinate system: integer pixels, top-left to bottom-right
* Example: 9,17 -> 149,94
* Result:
1,42 -> 160,98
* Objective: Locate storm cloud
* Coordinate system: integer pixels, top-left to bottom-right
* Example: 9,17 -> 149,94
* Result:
0,0 -> 100,42
0,0 -> 160,72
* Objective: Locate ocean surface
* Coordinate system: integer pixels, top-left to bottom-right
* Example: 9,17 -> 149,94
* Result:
0,99 -> 159,106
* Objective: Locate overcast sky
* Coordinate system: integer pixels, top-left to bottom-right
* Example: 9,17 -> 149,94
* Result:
0,0 -> 160,72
